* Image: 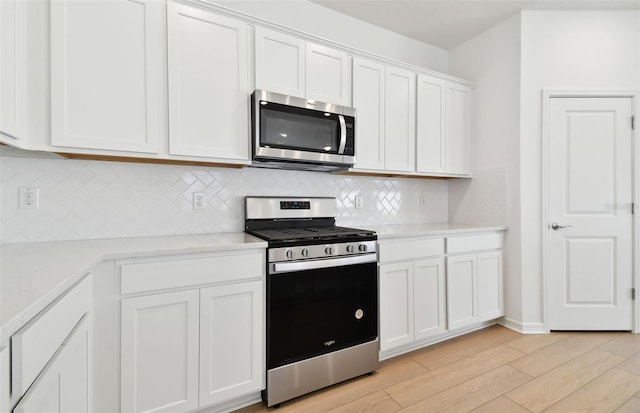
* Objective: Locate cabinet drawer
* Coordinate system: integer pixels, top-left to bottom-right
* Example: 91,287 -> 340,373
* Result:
446,233 -> 503,254
378,238 -> 444,263
11,274 -> 92,398
120,251 -> 265,295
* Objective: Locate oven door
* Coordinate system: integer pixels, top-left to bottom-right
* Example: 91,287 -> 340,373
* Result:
267,255 -> 378,370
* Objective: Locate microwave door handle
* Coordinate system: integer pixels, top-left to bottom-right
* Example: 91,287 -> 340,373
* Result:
338,115 -> 347,154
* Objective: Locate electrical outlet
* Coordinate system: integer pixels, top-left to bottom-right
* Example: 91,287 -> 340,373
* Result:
193,192 -> 206,210
419,194 -> 425,207
355,195 -> 364,209
19,187 -> 39,210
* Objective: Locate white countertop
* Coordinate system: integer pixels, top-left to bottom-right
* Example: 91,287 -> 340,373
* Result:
0,224 -> 506,343
1,233 -> 267,343
364,222 -> 507,239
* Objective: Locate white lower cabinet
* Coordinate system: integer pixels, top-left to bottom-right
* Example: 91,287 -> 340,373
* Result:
379,261 -> 414,351
0,346 -> 8,413
199,281 -> 263,406
413,258 -> 447,340
13,315 -> 92,413
379,232 -> 504,358
476,251 -> 504,321
121,290 -> 200,413
119,251 -> 265,413
378,238 -> 446,353
446,254 -> 477,330
446,234 -> 504,330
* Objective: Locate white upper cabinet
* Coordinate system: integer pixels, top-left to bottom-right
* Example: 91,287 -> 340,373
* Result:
0,0 -> 27,144
417,75 -> 472,176
444,83 -> 471,175
305,43 -> 351,106
352,58 -> 385,170
416,75 -> 445,173
167,3 -> 249,161
254,27 -> 306,98
384,66 -> 416,172
255,27 -> 351,106
50,0 -> 165,153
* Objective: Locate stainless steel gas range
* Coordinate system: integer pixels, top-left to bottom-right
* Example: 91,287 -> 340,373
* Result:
245,196 -> 379,407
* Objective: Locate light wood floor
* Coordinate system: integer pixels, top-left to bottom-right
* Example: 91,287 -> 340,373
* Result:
237,325 -> 640,413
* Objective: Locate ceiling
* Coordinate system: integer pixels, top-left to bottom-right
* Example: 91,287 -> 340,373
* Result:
310,0 -> 640,49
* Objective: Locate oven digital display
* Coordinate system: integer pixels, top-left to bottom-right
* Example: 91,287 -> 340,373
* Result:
280,201 -> 311,210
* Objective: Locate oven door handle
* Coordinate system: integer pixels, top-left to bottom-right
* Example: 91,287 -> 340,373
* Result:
271,254 -> 376,274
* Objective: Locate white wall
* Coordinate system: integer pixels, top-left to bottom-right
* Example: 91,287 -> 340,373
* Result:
520,11 -> 639,328
211,0 -> 450,73
449,10 -> 639,332
0,147 -> 448,243
448,14 -> 523,326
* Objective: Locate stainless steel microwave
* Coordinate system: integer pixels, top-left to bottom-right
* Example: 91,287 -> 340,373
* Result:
251,89 -> 356,171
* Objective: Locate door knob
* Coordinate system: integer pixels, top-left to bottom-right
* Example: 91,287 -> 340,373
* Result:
550,223 -> 572,230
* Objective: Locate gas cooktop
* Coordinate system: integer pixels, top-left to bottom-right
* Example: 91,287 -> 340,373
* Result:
244,197 -> 376,248
247,225 -> 375,243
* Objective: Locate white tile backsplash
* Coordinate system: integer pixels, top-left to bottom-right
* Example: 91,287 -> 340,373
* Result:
448,167 -> 506,226
1,149 -> 448,243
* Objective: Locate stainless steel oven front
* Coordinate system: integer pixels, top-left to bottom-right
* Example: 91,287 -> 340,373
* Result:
264,248 -> 379,407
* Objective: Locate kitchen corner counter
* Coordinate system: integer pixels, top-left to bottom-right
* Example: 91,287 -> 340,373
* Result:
364,223 -> 507,239
0,233 -> 267,343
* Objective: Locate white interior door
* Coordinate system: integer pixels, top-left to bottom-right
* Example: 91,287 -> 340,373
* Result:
547,97 -> 634,330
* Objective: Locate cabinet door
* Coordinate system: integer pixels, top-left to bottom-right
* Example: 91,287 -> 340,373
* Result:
477,251 -> 503,321
414,257 -> 447,340
444,83 -> 471,175
379,262 -> 414,351
384,66 -> 416,172
12,356 -> 60,413
59,315 -> 92,413
0,346 -> 8,413
14,315 -> 91,413
254,27 -> 305,98
352,58 -> 385,171
0,0 -> 27,144
199,281 -> 264,406
121,290 -> 199,413
167,3 -> 249,161
50,0 -> 165,153
416,75 -> 445,173
446,254 -> 477,330
306,42 -> 351,106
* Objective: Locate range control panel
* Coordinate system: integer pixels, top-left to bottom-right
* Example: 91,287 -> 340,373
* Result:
269,240 -> 377,263
280,201 -> 311,210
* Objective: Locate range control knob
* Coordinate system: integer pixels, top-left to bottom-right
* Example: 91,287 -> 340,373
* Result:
358,244 -> 368,253
301,248 -> 310,257
346,244 -> 355,253
325,246 -> 334,255
286,249 -> 295,259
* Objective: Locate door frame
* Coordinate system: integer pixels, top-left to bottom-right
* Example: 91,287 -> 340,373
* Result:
541,90 -> 639,333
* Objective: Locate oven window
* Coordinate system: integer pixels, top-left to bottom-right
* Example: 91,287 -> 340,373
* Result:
267,262 -> 378,369
260,103 -> 340,154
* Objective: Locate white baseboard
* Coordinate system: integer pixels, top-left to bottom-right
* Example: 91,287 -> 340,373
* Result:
192,392 -> 263,413
378,321 -> 496,361
499,317 -> 546,334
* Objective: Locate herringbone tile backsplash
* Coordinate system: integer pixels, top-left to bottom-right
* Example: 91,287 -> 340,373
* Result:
1,148 -> 448,243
